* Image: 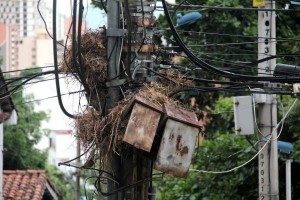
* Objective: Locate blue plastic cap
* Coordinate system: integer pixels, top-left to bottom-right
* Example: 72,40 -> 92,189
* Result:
177,12 -> 202,27
177,13 -> 183,19
278,141 -> 293,154
291,1 -> 300,5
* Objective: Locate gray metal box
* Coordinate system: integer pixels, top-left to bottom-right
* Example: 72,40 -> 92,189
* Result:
123,96 -> 163,152
154,104 -> 201,178
233,96 -> 254,135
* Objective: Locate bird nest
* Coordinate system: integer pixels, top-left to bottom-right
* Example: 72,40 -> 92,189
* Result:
75,82 -> 181,161
60,29 -> 107,110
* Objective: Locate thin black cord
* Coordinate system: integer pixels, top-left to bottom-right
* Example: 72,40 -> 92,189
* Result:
161,0 -> 300,82
101,0 -> 107,13
53,0 -> 78,119
78,0 -> 90,94
0,70 -> 56,98
170,0 -> 189,19
1,66 -> 54,75
37,0 -> 64,47
124,0 -> 132,79
58,141 -> 95,165
14,90 -> 84,106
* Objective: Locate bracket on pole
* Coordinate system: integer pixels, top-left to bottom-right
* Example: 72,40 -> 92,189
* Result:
107,28 -> 127,37
105,79 -> 126,87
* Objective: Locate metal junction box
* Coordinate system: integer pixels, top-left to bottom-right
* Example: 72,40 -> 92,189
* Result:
123,96 -> 163,152
233,96 -> 254,135
154,104 -> 201,178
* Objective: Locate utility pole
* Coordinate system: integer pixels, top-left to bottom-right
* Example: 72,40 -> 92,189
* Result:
106,0 -> 122,199
257,1 -> 279,200
105,0 -> 156,199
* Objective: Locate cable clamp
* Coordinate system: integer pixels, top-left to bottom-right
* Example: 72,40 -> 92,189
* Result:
105,79 -> 126,87
106,28 -> 127,37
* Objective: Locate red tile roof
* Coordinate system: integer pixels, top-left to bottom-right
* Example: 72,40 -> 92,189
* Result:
2,170 -> 59,200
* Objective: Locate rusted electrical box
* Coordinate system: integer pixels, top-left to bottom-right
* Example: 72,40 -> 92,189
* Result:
154,104 -> 201,178
123,96 -> 163,152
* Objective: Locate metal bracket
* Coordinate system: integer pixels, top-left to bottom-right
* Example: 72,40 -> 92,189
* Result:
264,82 -> 282,90
292,83 -> 300,97
105,79 -> 126,87
136,6 -> 155,12
106,28 -> 127,37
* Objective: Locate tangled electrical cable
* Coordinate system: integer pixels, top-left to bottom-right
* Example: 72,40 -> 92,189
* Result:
161,0 -> 300,83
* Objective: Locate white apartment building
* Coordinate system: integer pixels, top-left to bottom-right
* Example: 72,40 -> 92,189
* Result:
0,0 -> 66,72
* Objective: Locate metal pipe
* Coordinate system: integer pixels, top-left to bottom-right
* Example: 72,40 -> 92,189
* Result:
286,159 -> 292,200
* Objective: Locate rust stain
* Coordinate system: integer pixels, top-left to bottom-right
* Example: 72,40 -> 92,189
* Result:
169,130 -> 175,141
176,135 -> 182,151
123,102 -> 162,152
180,146 -> 189,156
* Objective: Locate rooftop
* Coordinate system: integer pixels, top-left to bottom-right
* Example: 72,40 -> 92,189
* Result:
2,170 -> 59,200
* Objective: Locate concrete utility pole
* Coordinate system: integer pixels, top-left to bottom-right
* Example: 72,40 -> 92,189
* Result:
257,1 -> 279,200
106,0 -> 122,200
106,0 -> 156,199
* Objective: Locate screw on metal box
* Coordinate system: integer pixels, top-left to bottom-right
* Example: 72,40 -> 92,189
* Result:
154,104 -> 201,178
122,96 -> 163,152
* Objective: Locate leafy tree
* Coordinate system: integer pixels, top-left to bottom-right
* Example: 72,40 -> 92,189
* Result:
46,164 -> 75,200
3,73 -> 49,169
2,71 -> 79,199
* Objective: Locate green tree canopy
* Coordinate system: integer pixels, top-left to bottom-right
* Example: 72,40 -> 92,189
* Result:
3,80 -> 49,169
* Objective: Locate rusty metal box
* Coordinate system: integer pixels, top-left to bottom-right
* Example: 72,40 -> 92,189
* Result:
123,96 -> 163,152
154,104 -> 201,178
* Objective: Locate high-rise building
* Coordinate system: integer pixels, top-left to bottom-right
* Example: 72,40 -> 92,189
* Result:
0,0 -> 42,72
0,0 -> 45,37
0,0 -> 67,72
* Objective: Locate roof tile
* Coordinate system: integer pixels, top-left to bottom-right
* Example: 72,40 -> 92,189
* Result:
2,170 -> 57,200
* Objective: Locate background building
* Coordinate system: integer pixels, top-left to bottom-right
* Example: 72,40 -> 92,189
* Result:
0,0 -> 67,73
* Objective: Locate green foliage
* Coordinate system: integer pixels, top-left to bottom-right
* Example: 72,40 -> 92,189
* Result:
46,165 -> 74,200
91,0 -> 106,10
20,67 -> 43,76
4,84 -> 49,169
205,97 -> 234,136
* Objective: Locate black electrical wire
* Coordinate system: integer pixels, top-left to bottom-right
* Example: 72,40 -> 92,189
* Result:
1,65 -> 54,75
169,86 -> 292,97
1,71 -> 55,88
124,0 -> 132,79
161,43 -> 300,70
14,90 -> 84,106
0,70 -> 56,98
62,20 -> 83,84
78,0 -> 90,94
72,0 -> 87,89
101,0 -> 108,13
37,0 -> 64,47
53,0 -> 78,119
167,3 -> 300,12
4,70 -> 56,90
160,7 -> 296,70
170,0 -> 189,19
99,173 -> 163,197
161,0 -> 300,83
174,30 -> 300,42
157,28 -> 300,43
58,141 -> 95,165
